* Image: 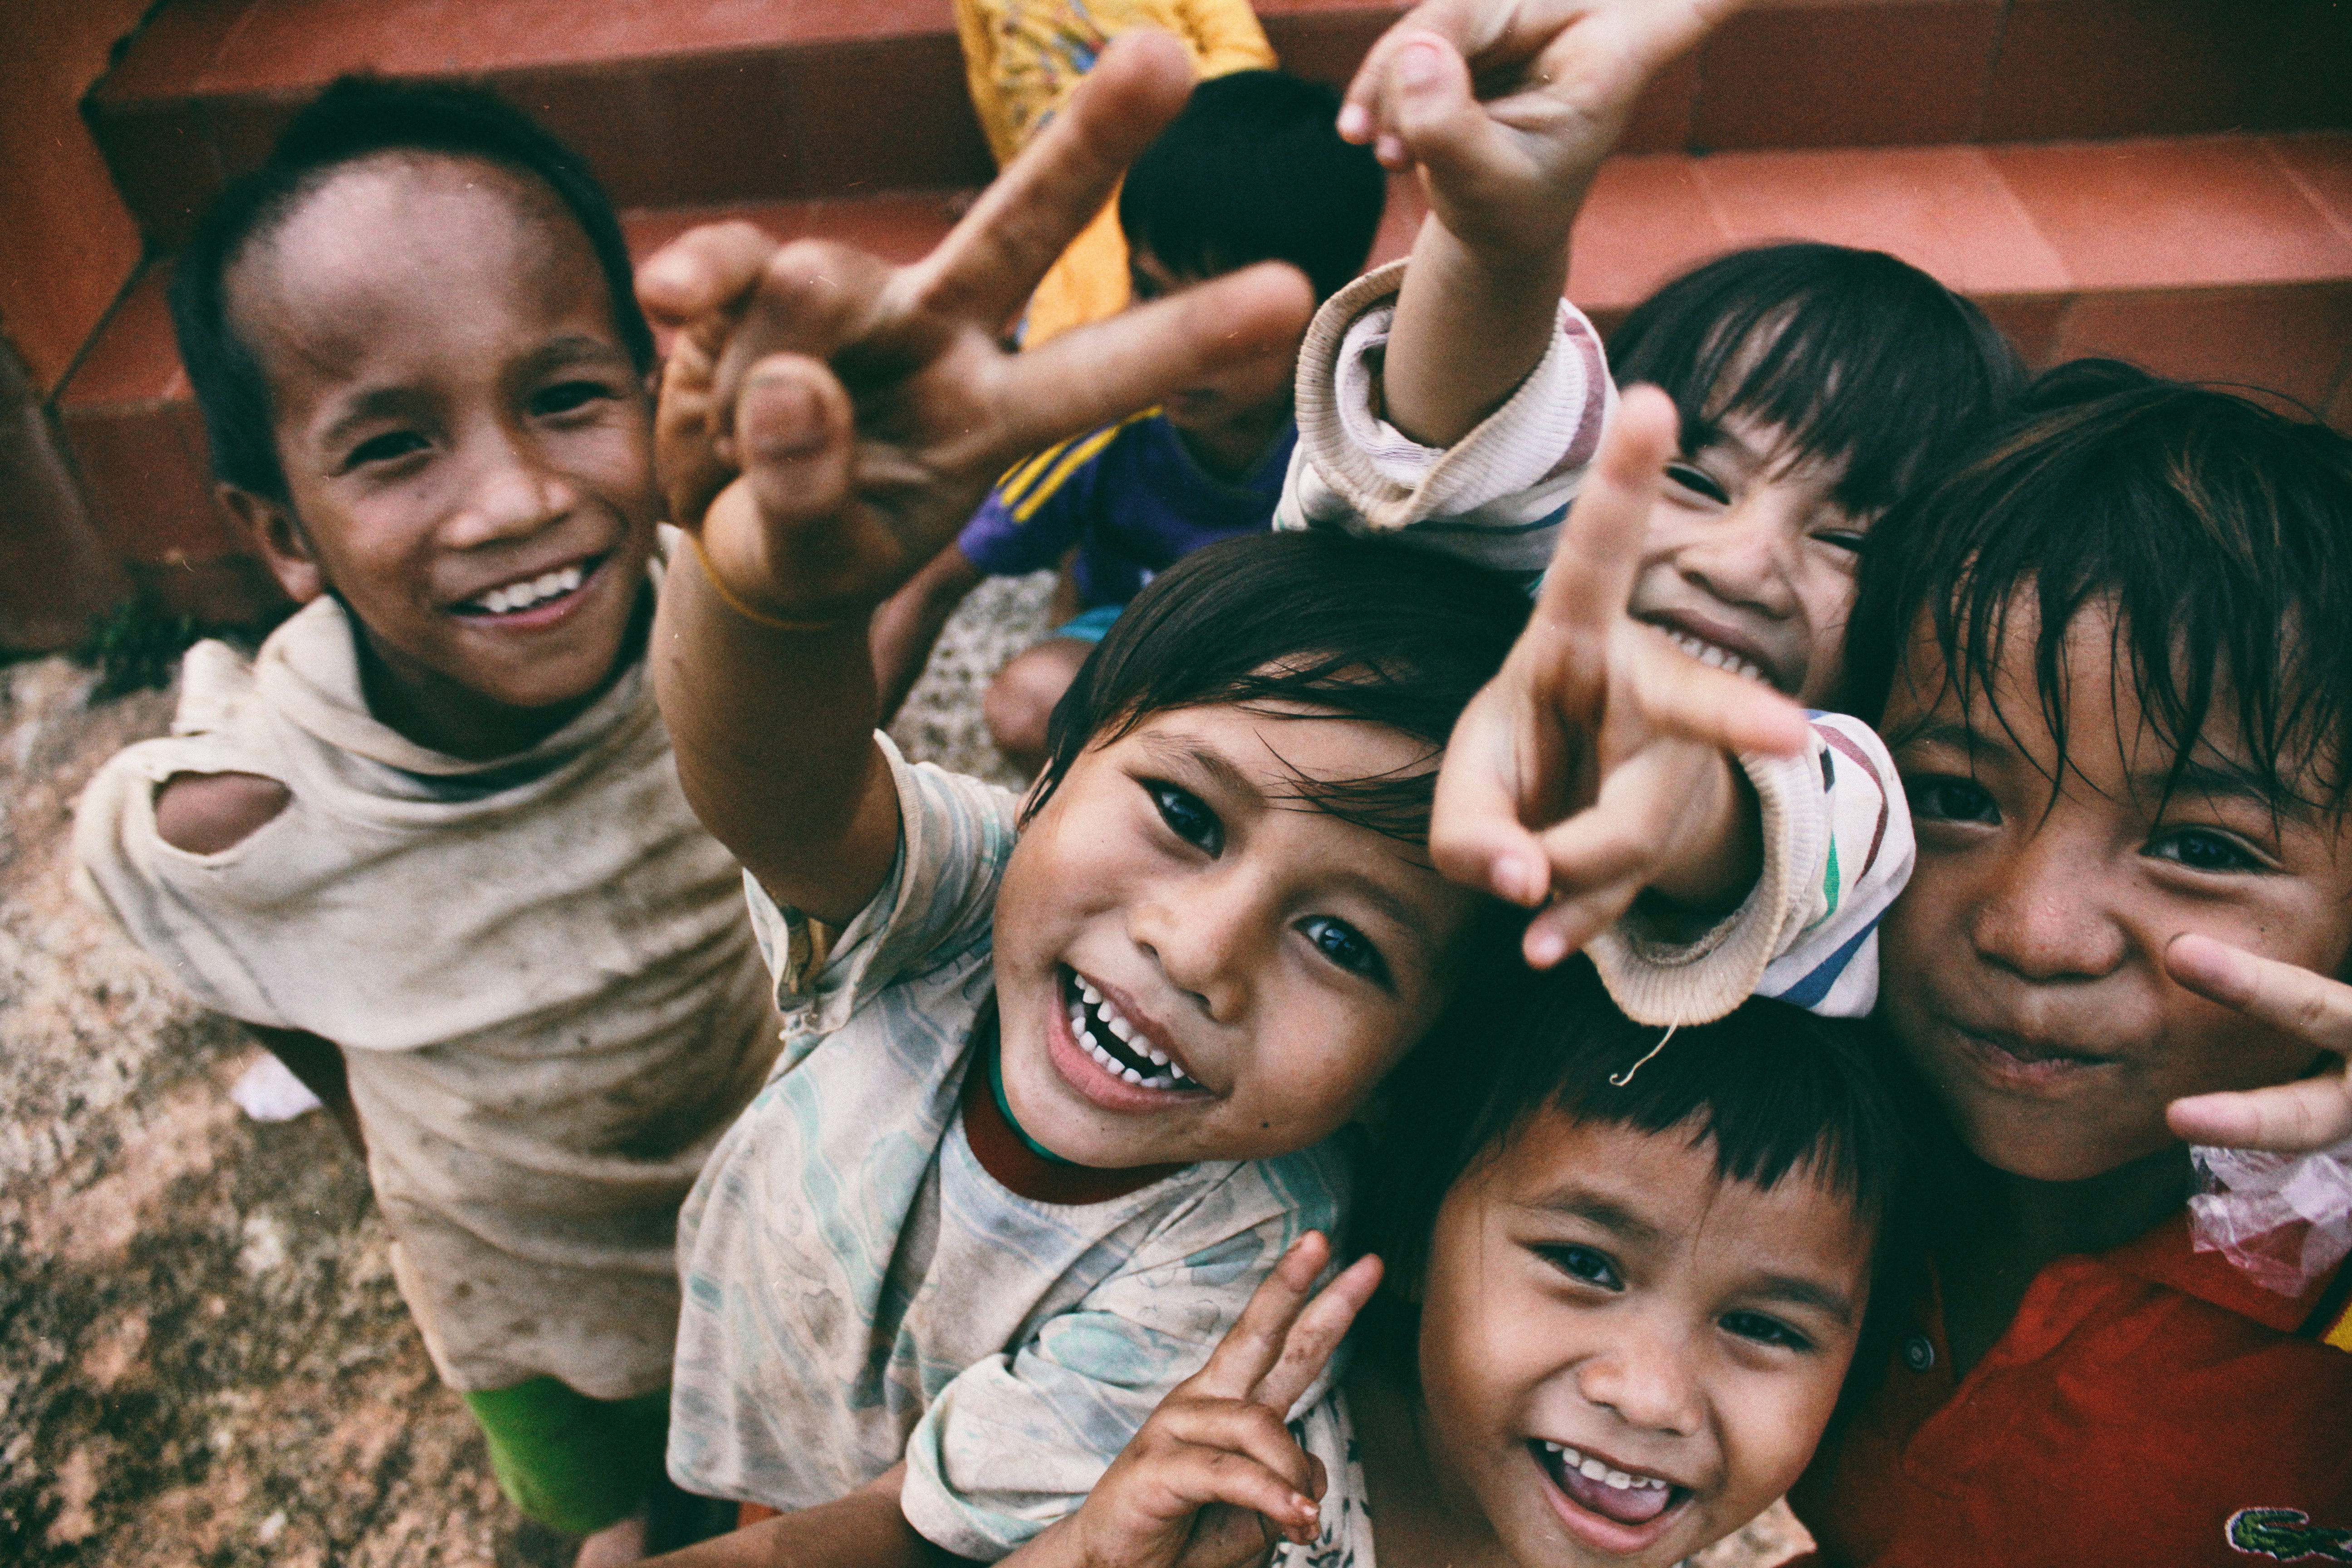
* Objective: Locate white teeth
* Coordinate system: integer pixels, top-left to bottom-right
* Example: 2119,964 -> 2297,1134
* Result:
1605,1469 -> 1632,1489
1665,628 -> 1768,686
1579,1457 -> 1609,1482
1542,1441 -> 1667,1491
470,562 -> 585,615
1107,1014 -> 1134,1043
1145,1045 -> 1168,1066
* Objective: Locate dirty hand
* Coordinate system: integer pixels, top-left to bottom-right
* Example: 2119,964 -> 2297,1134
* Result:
2167,934 -> 2352,1154
1033,1234 -> 1381,1568
1431,386 -> 1809,968
637,29 -> 1314,626
1337,0 -> 1743,260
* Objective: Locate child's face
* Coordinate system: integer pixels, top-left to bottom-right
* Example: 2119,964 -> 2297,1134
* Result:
226,154 -> 659,745
992,700 -> 1480,1167
1627,412 -> 1866,707
1415,1110 -> 1869,1567
1879,599 -> 2352,1181
1127,247 -> 1298,434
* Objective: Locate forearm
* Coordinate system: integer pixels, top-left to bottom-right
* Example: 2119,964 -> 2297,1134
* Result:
653,544 -> 901,925
872,547 -> 984,723
1381,212 -> 1572,449
644,1470 -> 963,1568
1639,751 -> 1763,928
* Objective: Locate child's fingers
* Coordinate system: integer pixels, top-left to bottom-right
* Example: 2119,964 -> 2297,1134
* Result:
2166,934 -> 2352,1057
904,29 -> 1194,331
637,220 -> 779,345
1248,1254 -> 1383,1418
986,261 -> 1315,464
1339,0 -> 1503,142
1187,1232 -> 1335,1400
1532,386 -> 1678,654
2169,1076 -> 2352,1155
1431,683 -> 1573,907
1627,641 -> 1812,758
1152,1401 -> 1322,1503
1137,1449 -> 1323,1547
708,240 -> 892,445
2165,933 -> 2352,1152
1381,34 -> 1539,218
1522,878 -> 1640,969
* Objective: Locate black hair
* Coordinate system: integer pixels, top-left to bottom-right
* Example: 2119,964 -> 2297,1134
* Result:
169,75 -> 655,504
1117,70 -> 1386,304
1355,955 -> 1935,1417
1027,530 -> 1531,843
1609,243 -> 2026,521
1845,359 -> 2352,815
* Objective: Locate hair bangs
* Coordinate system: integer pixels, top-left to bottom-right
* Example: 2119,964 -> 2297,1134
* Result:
1024,532 -> 1530,843
1609,244 -> 2024,520
1852,360 -> 2352,817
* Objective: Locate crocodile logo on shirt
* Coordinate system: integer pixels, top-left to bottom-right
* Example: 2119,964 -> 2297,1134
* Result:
2231,1508 -> 2352,1562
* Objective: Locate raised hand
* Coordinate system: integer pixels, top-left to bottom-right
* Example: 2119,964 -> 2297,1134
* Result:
637,28 -> 1316,627
2166,933 -> 2352,1154
1025,1233 -> 1382,1568
1430,386 -> 1810,968
1336,0 -> 1742,259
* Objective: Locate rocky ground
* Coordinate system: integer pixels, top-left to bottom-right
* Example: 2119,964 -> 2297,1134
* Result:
0,573 -> 1804,1566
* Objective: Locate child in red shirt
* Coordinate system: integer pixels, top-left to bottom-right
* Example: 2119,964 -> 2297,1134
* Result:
1772,360 -> 2352,1565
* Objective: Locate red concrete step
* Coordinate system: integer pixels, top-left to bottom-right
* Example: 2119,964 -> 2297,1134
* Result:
54,132 -> 2352,622
86,0 -> 2352,250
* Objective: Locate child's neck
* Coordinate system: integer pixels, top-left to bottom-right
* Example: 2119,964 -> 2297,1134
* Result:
1345,1359 -> 1517,1568
1173,402 -> 1290,482
1939,1142 -> 2193,1378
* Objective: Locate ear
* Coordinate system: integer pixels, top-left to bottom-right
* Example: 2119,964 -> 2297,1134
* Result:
220,484 -> 325,603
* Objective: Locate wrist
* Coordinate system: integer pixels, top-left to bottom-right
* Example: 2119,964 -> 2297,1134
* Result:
685,530 -> 862,635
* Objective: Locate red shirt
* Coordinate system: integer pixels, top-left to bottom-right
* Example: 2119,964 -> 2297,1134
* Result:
1789,1215 -> 2352,1565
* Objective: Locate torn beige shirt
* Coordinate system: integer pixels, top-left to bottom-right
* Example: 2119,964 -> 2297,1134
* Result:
74,596 -> 779,1398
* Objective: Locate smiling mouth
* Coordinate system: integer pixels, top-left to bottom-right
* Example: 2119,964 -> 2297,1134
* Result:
1063,971 -> 1199,1092
1640,617 -> 1770,686
1534,1440 -> 1683,1530
453,555 -> 603,618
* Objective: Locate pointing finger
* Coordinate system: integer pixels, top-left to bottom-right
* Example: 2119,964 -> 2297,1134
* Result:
1534,385 -> 1678,660
903,29 -> 1195,330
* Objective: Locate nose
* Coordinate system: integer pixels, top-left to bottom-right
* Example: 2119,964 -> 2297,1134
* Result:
1969,822 -> 2128,981
1575,1318 -> 1704,1438
445,422 -> 573,549
1128,863 -> 1270,1025
1680,495 -> 1801,618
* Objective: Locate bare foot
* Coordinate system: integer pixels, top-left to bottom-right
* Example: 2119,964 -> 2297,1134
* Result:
574,1512 -> 648,1567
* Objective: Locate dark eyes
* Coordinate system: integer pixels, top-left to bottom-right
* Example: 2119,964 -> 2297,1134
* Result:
1720,1310 -> 1814,1353
2147,827 -> 2265,874
1298,914 -> 1389,986
1538,1244 -> 1624,1292
1147,781 -> 1223,855
344,430 -> 428,469
1905,774 -> 1999,826
1811,527 -> 1868,555
531,379 -> 618,417
1663,460 -> 1729,505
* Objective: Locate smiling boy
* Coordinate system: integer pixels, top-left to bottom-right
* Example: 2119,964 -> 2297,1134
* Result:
1782,362 -> 2352,1563
74,80 -> 779,1553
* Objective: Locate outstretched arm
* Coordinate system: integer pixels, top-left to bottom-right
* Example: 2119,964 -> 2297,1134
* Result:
1431,386 -> 1808,969
641,30 -> 1315,925
1338,0 -> 1742,446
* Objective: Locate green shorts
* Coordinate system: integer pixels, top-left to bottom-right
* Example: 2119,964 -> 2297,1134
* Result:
462,1378 -> 671,1535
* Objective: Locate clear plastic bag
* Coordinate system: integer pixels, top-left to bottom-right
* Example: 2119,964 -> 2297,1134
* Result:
2190,1139 -> 2352,1297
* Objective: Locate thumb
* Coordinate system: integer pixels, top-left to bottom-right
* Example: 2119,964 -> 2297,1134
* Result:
734,353 -> 853,527
1385,34 -> 1522,197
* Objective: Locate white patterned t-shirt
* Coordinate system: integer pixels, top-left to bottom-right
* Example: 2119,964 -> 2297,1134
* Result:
666,735 -> 1351,1558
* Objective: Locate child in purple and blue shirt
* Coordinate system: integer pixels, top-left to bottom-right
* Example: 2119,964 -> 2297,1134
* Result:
869,69 -> 1383,770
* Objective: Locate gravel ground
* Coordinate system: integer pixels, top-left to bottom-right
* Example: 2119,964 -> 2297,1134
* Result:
0,573 -> 1804,1566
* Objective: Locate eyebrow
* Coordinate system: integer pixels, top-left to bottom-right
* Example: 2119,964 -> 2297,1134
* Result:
1901,720 -> 2299,817
1139,735 -> 1259,803
1523,1188 -> 1664,1246
315,384 -> 426,456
